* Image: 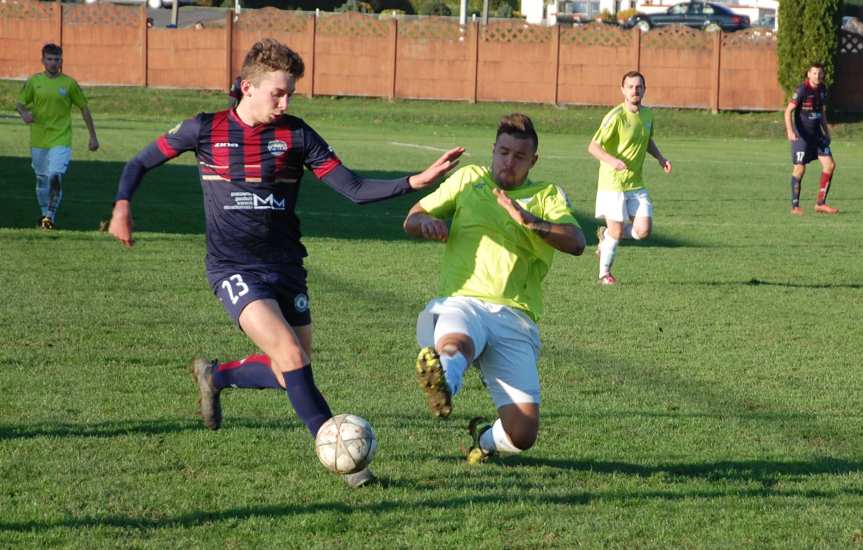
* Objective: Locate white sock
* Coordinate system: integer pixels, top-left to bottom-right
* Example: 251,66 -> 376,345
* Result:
440,351 -> 468,397
479,418 -> 522,456
598,234 -> 619,278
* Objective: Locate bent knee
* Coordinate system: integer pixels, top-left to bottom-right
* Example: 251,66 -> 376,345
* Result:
509,428 -> 538,451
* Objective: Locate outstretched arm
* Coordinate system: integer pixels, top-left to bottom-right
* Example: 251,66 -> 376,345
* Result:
403,203 -> 449,242
322,147 -> 464,204
493,188 -> 585,255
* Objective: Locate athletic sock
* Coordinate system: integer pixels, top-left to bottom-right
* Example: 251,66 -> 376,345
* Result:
790,176 -> 801,208
479,418 -> 522,456
816,172 -> 832,205
598,234 -> 619,278
35,174 -> 51,217
283,364 -> 333,437
440,351 -> 468,397
212,354 -> 281,390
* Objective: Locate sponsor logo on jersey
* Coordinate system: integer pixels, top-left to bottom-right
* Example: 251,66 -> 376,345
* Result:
224,192 -> 286,211
214,142 -> 239,148
268,139 -> 288,157
294,293 -> 309,313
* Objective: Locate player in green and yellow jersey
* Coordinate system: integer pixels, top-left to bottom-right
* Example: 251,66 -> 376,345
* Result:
588,71 -> 671,285
404,114 -> 586,464
15,43 -> 99,230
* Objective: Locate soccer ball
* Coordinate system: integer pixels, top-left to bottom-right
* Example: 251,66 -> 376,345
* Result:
315,414 -> 377,475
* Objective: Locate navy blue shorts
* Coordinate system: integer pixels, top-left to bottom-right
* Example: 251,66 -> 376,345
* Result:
207,265 -> 311,328
791,135 -> 831,165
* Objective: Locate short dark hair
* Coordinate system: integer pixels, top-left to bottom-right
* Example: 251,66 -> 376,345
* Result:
808,62 -> 824,71
621,70 -> 645,87
42,43 -> 62,57
240,38 -> 304,85
496,113 -> 538,151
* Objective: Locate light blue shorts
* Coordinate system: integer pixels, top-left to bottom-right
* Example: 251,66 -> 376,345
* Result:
31,146 -> 72,176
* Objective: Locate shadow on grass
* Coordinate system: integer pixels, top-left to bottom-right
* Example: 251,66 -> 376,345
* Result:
1,479 -> 862,533
667,278 -> 863,290
0,156 -> 692,247
503,455 -> 863,483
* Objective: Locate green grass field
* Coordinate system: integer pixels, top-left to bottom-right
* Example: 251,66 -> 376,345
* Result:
1,82 -> 862,548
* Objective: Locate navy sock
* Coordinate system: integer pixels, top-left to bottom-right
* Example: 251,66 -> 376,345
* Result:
212,354 -> 282,390
790,176 -> 801,208
283,364 -> 333,437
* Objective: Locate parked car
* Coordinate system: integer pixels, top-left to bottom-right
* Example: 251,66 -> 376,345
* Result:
622,2 -> 750,33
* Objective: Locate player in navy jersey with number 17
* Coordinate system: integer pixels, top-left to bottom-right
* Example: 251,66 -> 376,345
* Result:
108,39 -> 463,487
784,63 -> 838,215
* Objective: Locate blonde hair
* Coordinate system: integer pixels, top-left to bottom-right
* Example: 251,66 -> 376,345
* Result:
240,39 -> 305,85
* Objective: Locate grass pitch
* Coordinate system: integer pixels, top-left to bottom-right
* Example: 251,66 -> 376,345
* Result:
1,82 -> 862,548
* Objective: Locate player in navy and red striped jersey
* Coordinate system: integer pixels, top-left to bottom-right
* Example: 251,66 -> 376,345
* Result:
783,63 -> 838,215
108,39 -> 463,487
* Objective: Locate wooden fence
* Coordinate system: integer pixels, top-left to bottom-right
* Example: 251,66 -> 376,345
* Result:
2,3 -> 862,111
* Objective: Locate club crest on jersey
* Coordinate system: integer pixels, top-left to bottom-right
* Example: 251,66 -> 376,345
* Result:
58,87 -> 67,97
294,293 -> 309,313
268,140 -> 288,157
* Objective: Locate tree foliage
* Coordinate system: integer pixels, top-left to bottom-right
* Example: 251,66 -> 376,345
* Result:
777,0 -> 843,96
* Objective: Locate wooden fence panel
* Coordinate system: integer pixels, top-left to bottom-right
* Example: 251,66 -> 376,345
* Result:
639,25 -> 712,109
558,24 -> 634,106
833,31 -> 863,112
0,2 -> 59,80
477,21 -> 556,104
718,28 -> 783,111
313,12 -> 394,98
396,17 -> 474,101
62,4 -> 145,86
147,27 -> 226,90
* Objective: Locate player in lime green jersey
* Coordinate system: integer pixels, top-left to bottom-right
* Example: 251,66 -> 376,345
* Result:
16,43 -> 99,230
404,114 -> 585,464
588,71 -> 671,285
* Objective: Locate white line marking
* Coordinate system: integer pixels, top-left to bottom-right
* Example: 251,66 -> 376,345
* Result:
389,142 -> 472,156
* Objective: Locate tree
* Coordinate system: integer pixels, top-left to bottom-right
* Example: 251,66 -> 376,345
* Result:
777,0 -> 843,96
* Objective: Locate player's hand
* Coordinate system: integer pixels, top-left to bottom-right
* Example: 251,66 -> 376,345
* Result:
493,188 -> 534,226
108,200 -> 135,248
610,158 -> 627,171
787,130 -> 798,141
89,136 -> 100,152
408,147 -> 465,189
659,158 -> 672,174
20,111 -> 34,124
419,217 -> 449,242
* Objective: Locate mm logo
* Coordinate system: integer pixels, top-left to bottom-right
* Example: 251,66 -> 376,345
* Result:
268,140 -> 288,157
254,193 -> 285,210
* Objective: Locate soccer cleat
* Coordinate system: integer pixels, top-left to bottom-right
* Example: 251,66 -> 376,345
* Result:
465,416 -> 492,465
814,203 -> 839,214
790,207 -> 804,216
415,346 -> 452,418
190,357 -> 222,430
599,274 -> 618,286
595,225 -> 606,256
342,467 -> 376,488
39,216 -> 55,230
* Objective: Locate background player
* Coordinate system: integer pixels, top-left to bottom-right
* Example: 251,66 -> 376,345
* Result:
108,38 -> 462,487
588,70 -> 671,285
15,43 -> 99,230
404,113 -> 585,464
784,63 -> 838,215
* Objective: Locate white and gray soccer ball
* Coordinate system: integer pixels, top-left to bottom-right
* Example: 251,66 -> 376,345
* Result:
315,414 -> 377,475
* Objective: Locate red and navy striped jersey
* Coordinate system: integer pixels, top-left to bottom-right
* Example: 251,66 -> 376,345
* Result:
790,80 -> 827,137
116,110 -> 412,270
